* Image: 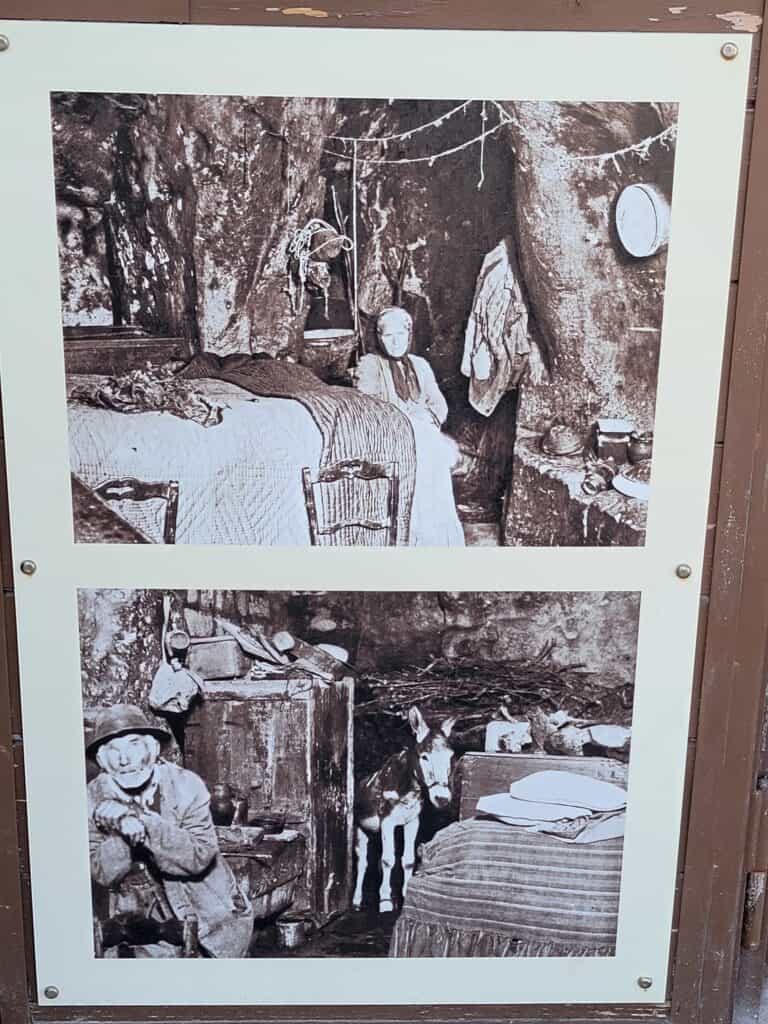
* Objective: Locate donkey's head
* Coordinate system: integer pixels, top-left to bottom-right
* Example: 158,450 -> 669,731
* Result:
408,706 -> 456,810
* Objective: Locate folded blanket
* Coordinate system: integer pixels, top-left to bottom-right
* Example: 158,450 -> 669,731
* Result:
475,771 -> 627,844
507,770 -> 628,813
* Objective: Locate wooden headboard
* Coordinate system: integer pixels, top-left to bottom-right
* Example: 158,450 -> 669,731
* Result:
456,752 -> 629,821
63,326 -> 192,376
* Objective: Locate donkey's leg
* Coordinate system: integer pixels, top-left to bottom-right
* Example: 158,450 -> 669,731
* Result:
353,828 -> 369,910
401,815 -> 420,898
379,816 -> 396,913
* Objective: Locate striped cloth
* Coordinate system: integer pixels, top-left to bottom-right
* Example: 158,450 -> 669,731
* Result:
180,353 -> 416,545
390,818 -> 623,958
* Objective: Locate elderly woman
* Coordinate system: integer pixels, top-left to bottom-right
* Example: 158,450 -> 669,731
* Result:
355,306 -> 465,546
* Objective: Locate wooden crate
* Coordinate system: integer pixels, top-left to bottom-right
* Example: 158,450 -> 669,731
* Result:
63,327 -> 192,375
456,752 -> 629,821
184,677 -> 354,924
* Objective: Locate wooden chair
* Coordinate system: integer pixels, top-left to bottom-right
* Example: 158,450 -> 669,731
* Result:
93,477 -> 180,545
301,459 -> 399,546
93,914 -> 200,959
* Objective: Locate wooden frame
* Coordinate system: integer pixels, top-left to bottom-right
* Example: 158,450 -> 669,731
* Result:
301,459 -> 400,546
0,2 -> 766,1023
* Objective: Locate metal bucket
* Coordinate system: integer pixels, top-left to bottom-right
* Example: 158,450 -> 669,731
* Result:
275,916 -> 308,950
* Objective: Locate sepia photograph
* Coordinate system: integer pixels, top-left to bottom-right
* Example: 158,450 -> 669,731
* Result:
80,588 -> 637,959
54,93 -> 676,548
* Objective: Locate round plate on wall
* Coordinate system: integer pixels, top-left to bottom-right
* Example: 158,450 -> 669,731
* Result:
615,183 -> 670,257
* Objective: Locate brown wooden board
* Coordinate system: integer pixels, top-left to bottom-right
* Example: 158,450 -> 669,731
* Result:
0,3 -> 766,1024
669,10 -> 768,1020
456,752 -> 629,821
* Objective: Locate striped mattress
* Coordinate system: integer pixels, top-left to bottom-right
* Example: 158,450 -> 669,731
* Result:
390,818 -> 623,958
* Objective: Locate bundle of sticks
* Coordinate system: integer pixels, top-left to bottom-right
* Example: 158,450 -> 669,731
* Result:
354,653 -> 633,735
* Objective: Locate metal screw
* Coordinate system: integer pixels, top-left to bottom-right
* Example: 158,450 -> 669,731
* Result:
43,987 -> 60,1000
721,42 -> 739,60
676,563 -> 692,580
0,35 -> 9,53
637,977 -> 653,991
19,560 -> 37,576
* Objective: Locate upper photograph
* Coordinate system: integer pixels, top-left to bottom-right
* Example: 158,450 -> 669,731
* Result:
53,93 -> 676,547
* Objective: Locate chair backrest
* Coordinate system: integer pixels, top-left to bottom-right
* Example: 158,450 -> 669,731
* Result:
93,477 -> 180,545
301,459 -> 399,546
93,914 -> 200,958
455,752 -> 629,821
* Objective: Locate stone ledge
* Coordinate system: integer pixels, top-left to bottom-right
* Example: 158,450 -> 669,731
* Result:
504,431 -> 647,546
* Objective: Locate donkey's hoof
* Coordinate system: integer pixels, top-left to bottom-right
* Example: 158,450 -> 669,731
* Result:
379,899 -> 394,913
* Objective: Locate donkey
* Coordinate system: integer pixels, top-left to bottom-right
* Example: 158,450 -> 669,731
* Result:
353,706 -> 456,913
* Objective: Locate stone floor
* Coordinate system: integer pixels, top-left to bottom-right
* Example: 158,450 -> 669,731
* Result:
249,909 -> 396,958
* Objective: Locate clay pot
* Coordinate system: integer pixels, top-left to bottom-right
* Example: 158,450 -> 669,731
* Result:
210,783 -> 236,826
628,431 -> 653,463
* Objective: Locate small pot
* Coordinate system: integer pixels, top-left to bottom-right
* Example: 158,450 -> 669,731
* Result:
628,431 -> 653,464
210,783 -> 236,826
250,812 -> 286,835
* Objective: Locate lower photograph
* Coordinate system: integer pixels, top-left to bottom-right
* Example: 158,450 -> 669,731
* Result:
79,588 -> 638,961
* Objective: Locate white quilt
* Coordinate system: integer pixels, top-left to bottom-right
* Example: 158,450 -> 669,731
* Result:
68,379 -> 323,545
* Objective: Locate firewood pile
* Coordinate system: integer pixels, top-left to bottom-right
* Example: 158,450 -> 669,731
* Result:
354,647 -> 633,775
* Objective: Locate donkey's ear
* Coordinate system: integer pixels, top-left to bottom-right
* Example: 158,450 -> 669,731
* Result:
408,706 -> 430,742
441,716 -> 457,738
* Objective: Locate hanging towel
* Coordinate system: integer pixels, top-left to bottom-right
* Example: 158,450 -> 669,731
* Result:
461,237 -> 535,416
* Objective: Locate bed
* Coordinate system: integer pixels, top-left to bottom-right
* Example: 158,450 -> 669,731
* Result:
389,753 -> 627,958
66,347 -> 417,546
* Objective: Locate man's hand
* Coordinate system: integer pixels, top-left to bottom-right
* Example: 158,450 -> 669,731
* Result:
93,799 -> 132,832
119,815 -> 147,848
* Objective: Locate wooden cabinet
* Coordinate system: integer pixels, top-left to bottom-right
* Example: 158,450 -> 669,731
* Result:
184,677 -> 354,924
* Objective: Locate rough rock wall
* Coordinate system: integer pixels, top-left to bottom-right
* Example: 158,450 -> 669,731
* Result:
178,589 -> 638,690
54,95 -> 674,445
52,94 -> 122,326
353,590 -> 639,689
53,93 -> 338,355
505,101 -> 676,433
78,588 -> 164,708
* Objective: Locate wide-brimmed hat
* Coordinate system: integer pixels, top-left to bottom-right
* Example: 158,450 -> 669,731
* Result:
86,703 -> 171,760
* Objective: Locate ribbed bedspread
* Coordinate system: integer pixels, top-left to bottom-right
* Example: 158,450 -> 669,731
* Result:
390,818 -> 623,958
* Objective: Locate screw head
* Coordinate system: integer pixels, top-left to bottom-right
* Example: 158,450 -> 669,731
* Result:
43,987 -> 60,1000
0,35 -> 9,53
19,560 -> 37,576
637,976 -> 653,991
721,42 -> 739,60
676,563 -> 692,580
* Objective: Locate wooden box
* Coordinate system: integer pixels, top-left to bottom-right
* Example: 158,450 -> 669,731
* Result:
217,828 -> 307,923
184,677 -> 354,924
456,752 -> 629,821
63,325 -> 191,375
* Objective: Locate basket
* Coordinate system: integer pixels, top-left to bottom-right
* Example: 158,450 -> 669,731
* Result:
300,329 -> 357,381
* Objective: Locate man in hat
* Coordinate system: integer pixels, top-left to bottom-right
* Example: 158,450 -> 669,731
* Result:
87,703 -> 253,958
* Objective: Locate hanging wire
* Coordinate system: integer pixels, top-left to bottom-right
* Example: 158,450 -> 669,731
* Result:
323,119 -> 510,167
351,140 -> 360,340
477,100 -> 488,189
564,123 -> 678,169
328,100 -> 473,143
